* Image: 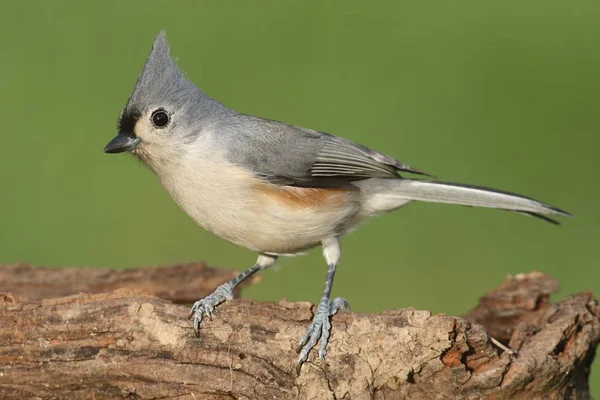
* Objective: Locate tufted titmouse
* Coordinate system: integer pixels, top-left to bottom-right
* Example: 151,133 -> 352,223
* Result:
104,32 -> 570,372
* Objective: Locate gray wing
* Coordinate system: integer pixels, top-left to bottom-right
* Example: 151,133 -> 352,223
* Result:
225,114 -> 431,188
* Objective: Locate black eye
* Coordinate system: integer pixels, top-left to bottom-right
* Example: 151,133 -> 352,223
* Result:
151,110 -> 170,128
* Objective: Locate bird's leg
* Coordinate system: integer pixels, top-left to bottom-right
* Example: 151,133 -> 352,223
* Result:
296,238 -> 349,373
189,253 -> 276,336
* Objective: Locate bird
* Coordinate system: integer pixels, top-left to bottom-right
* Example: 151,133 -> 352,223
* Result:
104,31 -> 570,373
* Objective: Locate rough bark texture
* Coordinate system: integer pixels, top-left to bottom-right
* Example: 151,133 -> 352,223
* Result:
0,269 -> 598,399
0,262 -> 258,304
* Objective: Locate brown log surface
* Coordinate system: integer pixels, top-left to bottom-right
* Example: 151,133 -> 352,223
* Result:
0,262 -> 258,304
0,269 -> 598,399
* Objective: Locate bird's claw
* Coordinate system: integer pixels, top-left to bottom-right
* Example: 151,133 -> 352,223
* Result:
189,282 -> 234,336
295,297 -> 350,374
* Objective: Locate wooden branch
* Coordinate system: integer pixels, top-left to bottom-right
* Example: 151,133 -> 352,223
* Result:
464,271 -> 560,344
0,270 -> 598,399
0,262 -> 259,304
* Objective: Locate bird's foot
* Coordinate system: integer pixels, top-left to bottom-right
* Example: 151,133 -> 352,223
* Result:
296,297 -> 350,373
188,282 -> 234,336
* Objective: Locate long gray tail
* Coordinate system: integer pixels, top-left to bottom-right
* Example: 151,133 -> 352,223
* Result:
361,179 -> 571,224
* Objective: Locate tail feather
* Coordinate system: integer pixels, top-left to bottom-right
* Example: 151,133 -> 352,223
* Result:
514,211 -> 561,225
361,179 -> 571,222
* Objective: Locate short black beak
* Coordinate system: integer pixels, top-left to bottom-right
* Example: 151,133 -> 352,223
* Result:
104,134 -> 141,154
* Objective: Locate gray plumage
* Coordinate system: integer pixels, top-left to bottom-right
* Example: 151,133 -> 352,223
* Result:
116,32 -> 569,222
105,31 -> 571,373
220,116 -> 431,187
119,32 -> 228,145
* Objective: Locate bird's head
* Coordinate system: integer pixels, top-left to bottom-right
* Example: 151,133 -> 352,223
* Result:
104,31 -> 221,166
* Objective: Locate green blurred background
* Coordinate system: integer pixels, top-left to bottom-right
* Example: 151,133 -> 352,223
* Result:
1,0 -> 598,392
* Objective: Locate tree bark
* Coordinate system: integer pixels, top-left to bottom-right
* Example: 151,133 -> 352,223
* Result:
0,262 -> 258,304
0,268 -> 597,399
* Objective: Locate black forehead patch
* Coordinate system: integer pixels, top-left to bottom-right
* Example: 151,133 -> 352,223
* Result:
118,109 -> 142,135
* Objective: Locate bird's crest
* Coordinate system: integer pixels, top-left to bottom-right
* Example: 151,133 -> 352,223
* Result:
123,31 -> 196,113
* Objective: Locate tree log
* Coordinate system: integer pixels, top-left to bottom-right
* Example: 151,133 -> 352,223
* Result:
0,262 -> 258,304
0,269 -> 598,399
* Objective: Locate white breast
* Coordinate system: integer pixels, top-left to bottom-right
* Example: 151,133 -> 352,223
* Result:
152,135 -> 361,254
